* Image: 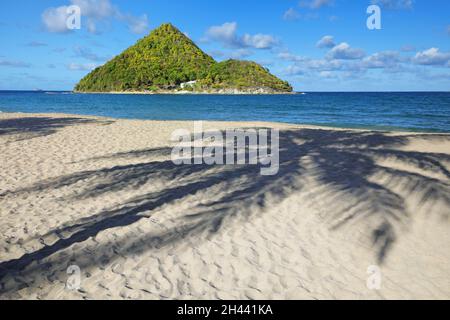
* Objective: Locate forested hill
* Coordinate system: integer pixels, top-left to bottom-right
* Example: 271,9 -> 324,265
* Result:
75,23 -> 293,93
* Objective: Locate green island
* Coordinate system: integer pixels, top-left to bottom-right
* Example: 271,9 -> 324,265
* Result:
74,23 -> 293,94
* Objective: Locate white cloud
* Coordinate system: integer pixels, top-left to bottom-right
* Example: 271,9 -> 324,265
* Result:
42,6 -> 72,33
229,49 -> 253,59
413,48 -> 450,66
316,35 -> 335,49
257,60 -> 274,67
283,8 -> 300,21
85,19 -> 98,34
42,0 -> 149,34
67,62 -> 98,71
284,65 -> 305,76
71,0 -> 115,19
327,42 -> 366,60
371,0 -> 413,9
26,41 -> 48,47
280,38 -> 408,77
300,0 -> 334,9
208,50 -> 225,58
361,51 -> 403,69
417,71 -> 450,81
278,52 -> 306,62
208,49 -> 253,60
241,34 -> 277,49
0,58 -> 31,68
204,22 -> 278,50
319,71 -> 337,79
304,59 -> 343,71
283,56 -> 344,76
280,36 -> 450,84
329,15 -> 338,22
401,45 -> 416,52
73,46 -> 109,62
120,13 -> 149,34
205,22 -> 238,45
283,10 -> 319,21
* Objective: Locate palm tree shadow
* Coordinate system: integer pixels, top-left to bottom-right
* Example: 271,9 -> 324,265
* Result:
0,117 -> 114,142
1,128 -> 449,295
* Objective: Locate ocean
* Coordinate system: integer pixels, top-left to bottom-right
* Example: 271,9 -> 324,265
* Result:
0,91 -> 449,133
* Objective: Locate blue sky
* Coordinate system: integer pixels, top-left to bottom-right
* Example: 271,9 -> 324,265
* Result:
0,0 -> 449,91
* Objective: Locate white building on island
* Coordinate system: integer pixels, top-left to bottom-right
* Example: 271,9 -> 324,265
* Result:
180,80 -> 197,89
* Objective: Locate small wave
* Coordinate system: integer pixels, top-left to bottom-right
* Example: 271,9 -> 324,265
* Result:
44,91 -> 72,95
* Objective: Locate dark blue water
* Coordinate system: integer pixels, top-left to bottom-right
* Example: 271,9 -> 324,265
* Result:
1,91 -> 449,132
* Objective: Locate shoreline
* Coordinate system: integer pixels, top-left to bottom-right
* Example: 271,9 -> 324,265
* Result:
1,111 -> 449,135
73,90 -> 300,95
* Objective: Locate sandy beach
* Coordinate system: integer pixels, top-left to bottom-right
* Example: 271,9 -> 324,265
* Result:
0,112 -> 449,300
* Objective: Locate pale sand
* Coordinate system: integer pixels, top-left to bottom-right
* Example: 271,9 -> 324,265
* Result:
0,112 -> 449,300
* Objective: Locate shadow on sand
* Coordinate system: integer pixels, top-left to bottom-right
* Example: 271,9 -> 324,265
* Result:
0,126 -> 449,295
0,117 -> 113,142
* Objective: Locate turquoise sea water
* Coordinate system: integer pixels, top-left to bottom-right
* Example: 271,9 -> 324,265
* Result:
0,91 -> 449,132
